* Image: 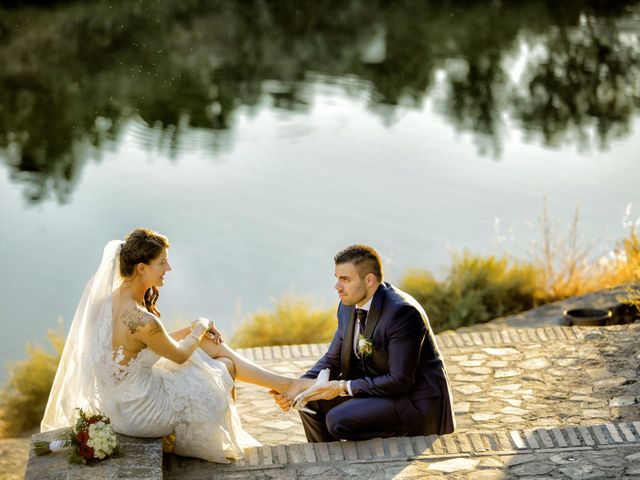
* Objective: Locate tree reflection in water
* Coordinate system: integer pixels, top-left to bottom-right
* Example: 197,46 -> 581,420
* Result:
0,0 -> 638,203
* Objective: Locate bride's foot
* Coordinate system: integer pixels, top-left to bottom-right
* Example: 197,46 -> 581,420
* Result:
282,378 -> 316,406
284,369 -> 331,411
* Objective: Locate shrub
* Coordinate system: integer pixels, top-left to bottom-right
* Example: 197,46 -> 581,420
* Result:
0,329 -> 63,438
400,252 -> 542,332
598,227 -> 640,290
534,203 -> 640,301
231,296 -> 337,348
533,203 -> 596,301
400,269 -> 452,331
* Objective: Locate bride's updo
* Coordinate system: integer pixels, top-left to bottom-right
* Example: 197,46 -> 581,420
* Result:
120,228 -> 170,317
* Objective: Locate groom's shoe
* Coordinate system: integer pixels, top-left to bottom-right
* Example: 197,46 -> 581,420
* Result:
162,433 -> 176,453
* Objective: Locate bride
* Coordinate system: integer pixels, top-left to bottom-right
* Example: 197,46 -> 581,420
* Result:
41,228 -> 315,463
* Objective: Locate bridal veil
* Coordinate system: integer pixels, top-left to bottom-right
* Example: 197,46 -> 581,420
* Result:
41,240 -> 124,431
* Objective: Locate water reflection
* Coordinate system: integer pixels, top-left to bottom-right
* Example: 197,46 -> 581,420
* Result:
0,0 -> 638,203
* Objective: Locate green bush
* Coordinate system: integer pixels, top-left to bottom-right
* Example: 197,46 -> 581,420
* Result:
400,252 -> 542,332
232,296 -> 337,348
0,329 -> 63,437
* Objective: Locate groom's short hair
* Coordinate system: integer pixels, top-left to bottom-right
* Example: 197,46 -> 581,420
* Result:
334,245 -> 383,282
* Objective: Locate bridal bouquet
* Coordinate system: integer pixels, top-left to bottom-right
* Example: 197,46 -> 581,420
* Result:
34,409 -> 120,464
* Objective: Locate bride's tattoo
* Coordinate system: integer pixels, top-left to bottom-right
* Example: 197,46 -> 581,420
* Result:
122,309 -> 162,335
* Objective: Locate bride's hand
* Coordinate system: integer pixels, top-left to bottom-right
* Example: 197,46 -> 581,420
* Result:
191,317 -> 211,334
205,324 -> 223,344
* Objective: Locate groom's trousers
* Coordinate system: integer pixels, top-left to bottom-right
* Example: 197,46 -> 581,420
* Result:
299,396 -> 409,443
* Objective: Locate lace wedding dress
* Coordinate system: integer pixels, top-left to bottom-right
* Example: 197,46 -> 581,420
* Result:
41,240 -> 259,463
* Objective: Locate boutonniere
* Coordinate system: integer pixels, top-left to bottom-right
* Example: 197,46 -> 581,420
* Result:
357,335 -> 374,358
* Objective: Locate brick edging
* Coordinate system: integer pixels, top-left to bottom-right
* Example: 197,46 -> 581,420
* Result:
236,326 -> 586,361
219,422 -> 640,469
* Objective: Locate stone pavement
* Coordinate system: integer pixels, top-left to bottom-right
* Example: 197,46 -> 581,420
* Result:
162,322 -> 640,479
234,324 -> 640,441
14,321 -> 640,479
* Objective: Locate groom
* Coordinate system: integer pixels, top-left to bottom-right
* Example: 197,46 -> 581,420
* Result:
273,244 -> 455,442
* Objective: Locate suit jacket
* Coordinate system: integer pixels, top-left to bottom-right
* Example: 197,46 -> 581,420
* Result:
304,282 -> 455,436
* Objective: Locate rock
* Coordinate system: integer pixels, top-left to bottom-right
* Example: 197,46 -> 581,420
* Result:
487,361 -> 509,368
500,415 -> 525,423
455,384 -> 483,395
482,348 -> 519,356
459,360 -> 484,367
583,409 -> 611,419
427,458 -> 479,473
471,413 -> 500,421
455,374 -> 490,382
586,367 -> 611,380
500,407 -> 528,415
510,461 -> 555,476
25,429 -> 163,480
569,396 -> 604,403
550,453 -> 581,464
492,383 -> 521,391
557,358 -> 577,367
518,358 -> 551,370
471,353 -> 489,360
609,396 -> 638,407
559,464 -> 606,479
468,470 -> 503,480
593,377 -> 627,388
479,458 -> 504,467
494,369 -> 522,378
502,454 -> 536,465
464,367 -> 493,375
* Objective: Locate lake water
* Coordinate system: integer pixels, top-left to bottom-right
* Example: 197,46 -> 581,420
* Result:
1,1 -> 639,373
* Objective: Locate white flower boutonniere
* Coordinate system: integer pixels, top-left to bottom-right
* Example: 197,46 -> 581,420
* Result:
357,335 -> 374,358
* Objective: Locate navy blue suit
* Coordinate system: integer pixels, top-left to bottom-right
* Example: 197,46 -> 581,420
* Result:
300,282 -> 455,442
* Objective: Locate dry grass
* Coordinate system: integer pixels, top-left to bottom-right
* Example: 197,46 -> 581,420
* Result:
401,203 -> 640,332
231,295 -> 337,348
534,202 -> 640,301
0,329 -> 63,438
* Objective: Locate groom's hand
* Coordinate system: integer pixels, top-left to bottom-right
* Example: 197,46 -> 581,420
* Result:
302,381 -> 341,402
269,390 -> 292,411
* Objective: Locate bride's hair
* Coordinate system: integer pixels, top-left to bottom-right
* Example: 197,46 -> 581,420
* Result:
120,228 -> 170,317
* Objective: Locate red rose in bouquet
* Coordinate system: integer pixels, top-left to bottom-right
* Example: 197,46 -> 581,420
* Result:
76,430 -> 89,444
79,444 -> 95,460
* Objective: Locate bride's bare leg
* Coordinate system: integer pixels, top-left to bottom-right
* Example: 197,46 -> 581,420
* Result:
169,328 -> 238,396
199,337 -> 314,398
217,356 -> 236,400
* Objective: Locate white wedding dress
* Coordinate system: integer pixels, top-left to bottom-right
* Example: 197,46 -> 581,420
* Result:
41,240 -> 259,463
